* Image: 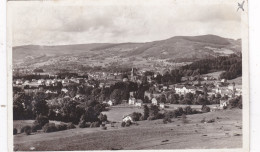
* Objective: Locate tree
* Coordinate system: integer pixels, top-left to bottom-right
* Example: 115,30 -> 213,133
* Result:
159,94 -> 167,104
149,105 -> 159,118
143,105 -> 149,120
110,89 -> 122,105
32,93 -> 49,117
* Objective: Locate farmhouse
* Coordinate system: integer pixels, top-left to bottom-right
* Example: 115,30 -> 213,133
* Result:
61,88 -> 69,93
220,100 -> 229,108
37,79 -> 45,85
108,100 -> 114,106
15,79 -> 23,85
152,98 -> 158,105
135,100 -> 143,107
159,103 -> 165,109
122,115 -> 133,123
128,97 -> 136,105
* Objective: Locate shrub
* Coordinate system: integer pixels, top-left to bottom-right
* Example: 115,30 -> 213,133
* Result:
31,123 -> 42,132
67,123 -> 76,129
207,119 -> 215,123
13,128 -> 17,135
184,106 -> 193,115
121,122 -> 126,127
131,112 -> 142,121
125,120 -> 132,127
43,123 -> 57,133
201,118 -> 206,123
85,122 -> 91,128
139,115 -> 145,121
201,105 -> 210,113
56,123 -> 67,131
79,121 -> 86,128
177,107 -> 184,115
22,125 -> 31,135
34,114 -> 49,127
90,122 -> 100,128
147,116 -> 156,121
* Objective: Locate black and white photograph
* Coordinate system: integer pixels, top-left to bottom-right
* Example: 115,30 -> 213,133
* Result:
7,0 -> 249,151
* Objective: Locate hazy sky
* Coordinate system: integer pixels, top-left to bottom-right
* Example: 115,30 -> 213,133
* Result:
11,0 -> 241,46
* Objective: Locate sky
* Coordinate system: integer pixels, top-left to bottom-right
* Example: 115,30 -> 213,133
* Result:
10,0 -> 241,46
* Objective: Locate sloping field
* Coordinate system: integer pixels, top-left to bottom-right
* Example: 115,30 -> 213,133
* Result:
14,109 -> 242,151
102,105 -> 143,122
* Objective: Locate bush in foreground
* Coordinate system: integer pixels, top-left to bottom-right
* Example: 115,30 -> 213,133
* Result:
21,125 -> 31,135
201,105 -> 210,113
90,122 -> 100,128
43,123 -> 57,133
56,123 -> 67,131
121,122 -> 126,127
67,123 -> 76,129
34,114 -> 49,127
31,123 -> 42,132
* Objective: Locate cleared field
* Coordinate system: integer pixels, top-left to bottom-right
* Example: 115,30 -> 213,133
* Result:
14,109 -> 242,151
202,71 -> 224,79
228,76 -> 242,85
102,105 -> 143,122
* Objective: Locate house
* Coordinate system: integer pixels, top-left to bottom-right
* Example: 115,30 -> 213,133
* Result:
144,91 -> 152,100
61,88 -> 69,93
108,100 -> 114,106
152,98 -> 158,105
162,86 -> 168,91
175,85 -> 184,94
62,78 -> 71,84
45,80 -> 52,86
221,79 -> 227,83
15,79 -> 23,85
122,115 -> 133,123
159,103 -> 165,109
129,91 -> 135,97
175,85 -> 196,94
220,100 -> 229,108
186,86 -> 196,94
135,99 -> 143,107
128,97 -> 136,105
99,83 -> 105,88
37,79 -> 45,85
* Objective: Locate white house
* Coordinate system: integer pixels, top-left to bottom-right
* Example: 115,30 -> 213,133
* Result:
159,103 -> 165,109
61,88 -> 69,93
108,100 -> 114,106
152,98 -> 158,105
220,100 -> 229,108
135,100 -> 143,107
15,79 -> 23,85
175,85 -> 196,94
122,115 -> 133,123
37,79 -> 45,85
128,97 -> 136,105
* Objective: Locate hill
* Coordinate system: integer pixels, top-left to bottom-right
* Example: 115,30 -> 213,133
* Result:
12,35 -> 241,72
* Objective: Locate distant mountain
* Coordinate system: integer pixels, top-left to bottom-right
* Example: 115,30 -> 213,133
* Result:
12,35 -> 241,71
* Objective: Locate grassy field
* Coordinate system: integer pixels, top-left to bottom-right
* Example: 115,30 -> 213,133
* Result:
102,105 -> 143,122
229,76 -> 242,85
202,71 -> 224,79
14,109 -> 242,151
